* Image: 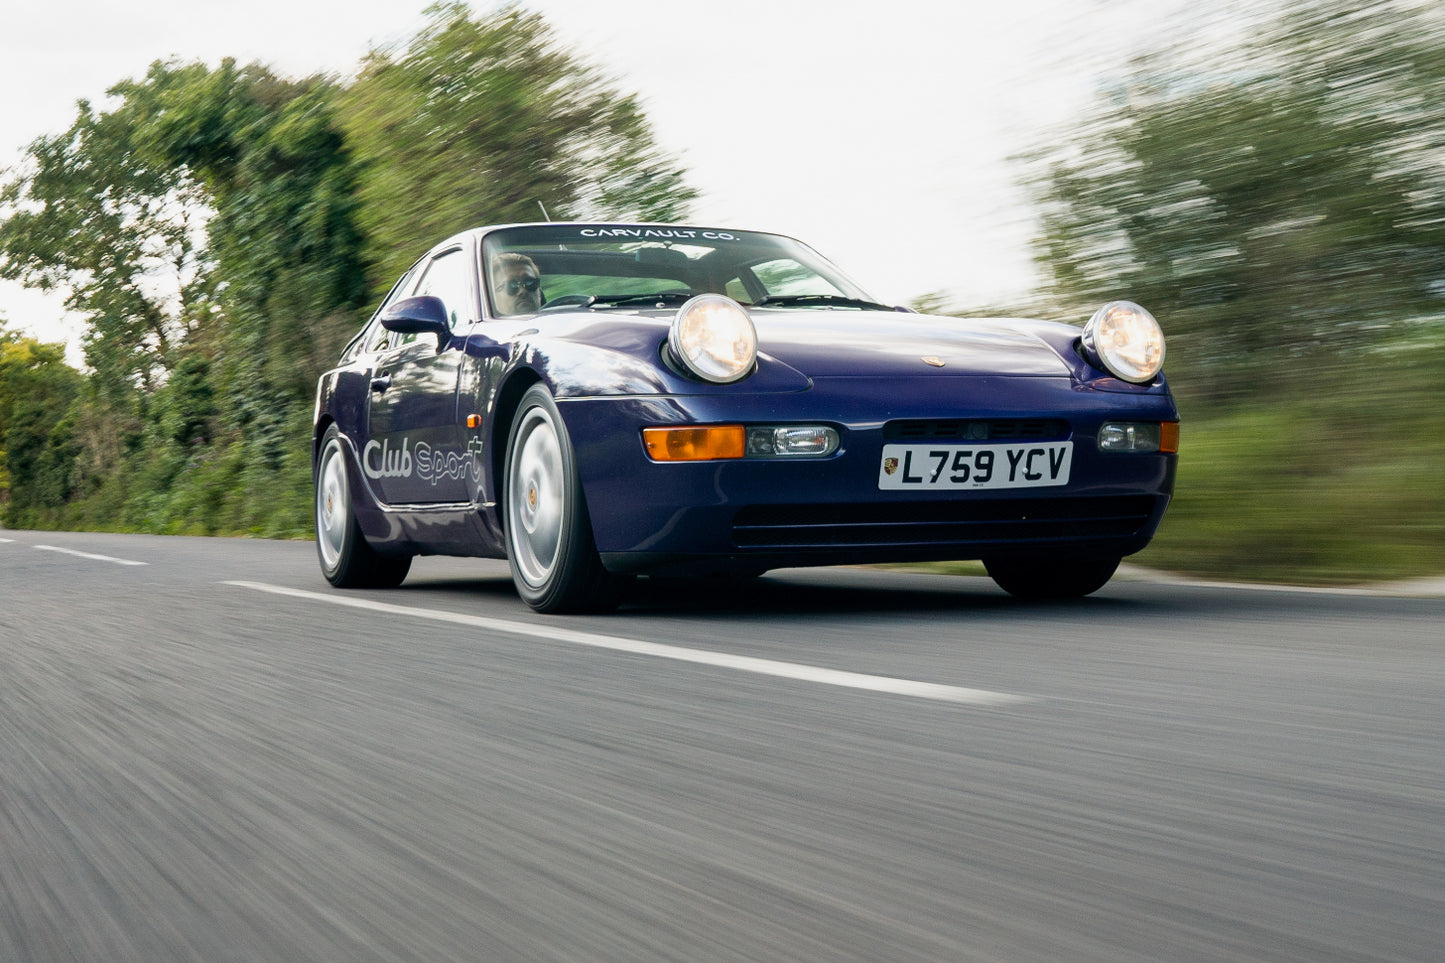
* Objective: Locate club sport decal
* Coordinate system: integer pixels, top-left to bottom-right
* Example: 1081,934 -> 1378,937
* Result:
363,437 -> 483,485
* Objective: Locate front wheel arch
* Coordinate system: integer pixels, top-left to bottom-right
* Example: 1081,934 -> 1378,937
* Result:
489,369 -> 544,514
313,414 -> 336,471
501,384 -> 623,613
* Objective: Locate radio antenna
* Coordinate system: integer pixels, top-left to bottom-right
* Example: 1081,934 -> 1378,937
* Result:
537,201 -> 551,222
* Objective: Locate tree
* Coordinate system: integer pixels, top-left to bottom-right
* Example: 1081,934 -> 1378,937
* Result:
1025,0 -> 1445,396
340,2 -> 696,291
0,4 -> 696,535
115,59 -> 372,477
0,325 -> 83,525
0,103 -> 213,398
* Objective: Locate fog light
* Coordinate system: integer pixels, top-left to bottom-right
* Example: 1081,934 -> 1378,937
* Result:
746,425 -> 840,457
1098,421 -> 1178,453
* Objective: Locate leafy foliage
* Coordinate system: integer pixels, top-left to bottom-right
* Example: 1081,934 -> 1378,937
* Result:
0,326 -> 83,525
0,103 -> 212,398
118,60 -> 372,478
1135,329 -> 1445,581
340,2 -> 696,294
1026,0 -> 1445,399
0,4 -> 694,539
1015,0 -> 1445,581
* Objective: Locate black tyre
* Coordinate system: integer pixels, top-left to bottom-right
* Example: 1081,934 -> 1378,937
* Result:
315,425 -> 412,588
503,385 -> 622,613
984,555 -> 1120,599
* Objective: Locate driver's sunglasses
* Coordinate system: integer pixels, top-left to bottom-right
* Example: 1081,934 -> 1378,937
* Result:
504,276 -> 540,295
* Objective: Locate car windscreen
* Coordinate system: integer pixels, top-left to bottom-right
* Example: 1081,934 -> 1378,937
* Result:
479,225 -> 873,317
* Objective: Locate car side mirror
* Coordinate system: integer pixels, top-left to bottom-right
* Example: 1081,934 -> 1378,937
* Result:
380,296 -> 451,341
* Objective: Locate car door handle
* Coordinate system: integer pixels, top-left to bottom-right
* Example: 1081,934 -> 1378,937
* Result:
370,374 -> 392,393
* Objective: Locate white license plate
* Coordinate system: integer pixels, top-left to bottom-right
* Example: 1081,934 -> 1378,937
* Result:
878,442 -> 1073,490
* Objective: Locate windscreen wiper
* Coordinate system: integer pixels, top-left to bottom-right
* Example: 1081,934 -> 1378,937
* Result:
751,294 -> 905,312
587,292 -> 696,309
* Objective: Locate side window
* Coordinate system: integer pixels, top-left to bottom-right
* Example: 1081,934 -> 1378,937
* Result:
362,262 -> 424,354
414,249 -> 474,330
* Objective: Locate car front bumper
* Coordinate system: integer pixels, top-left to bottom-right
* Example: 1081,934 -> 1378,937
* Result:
558,376 -> 1178,575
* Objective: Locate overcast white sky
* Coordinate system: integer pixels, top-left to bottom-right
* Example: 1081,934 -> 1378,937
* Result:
0,0 -> 1190,358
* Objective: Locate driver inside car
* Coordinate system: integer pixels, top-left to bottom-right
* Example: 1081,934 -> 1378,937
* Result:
490,253 -> 543,315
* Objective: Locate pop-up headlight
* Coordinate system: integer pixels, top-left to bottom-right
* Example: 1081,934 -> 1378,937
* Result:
1081,300 -> 1165,384
669,294 -> 757,384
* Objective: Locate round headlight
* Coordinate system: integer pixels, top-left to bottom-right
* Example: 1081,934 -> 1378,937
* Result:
1081,300 -> 1165,384
670,294 -> 757,384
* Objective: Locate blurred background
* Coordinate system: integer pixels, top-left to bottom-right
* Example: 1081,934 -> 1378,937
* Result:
0,0 -> 1440,584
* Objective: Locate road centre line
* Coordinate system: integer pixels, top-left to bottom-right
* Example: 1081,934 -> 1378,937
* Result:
34,544 -> 148,566
224,580 -> 1031,706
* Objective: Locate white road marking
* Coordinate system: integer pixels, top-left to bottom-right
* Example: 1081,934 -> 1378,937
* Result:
224,580 -> 1031,706
0,537 -> 14,543
34,545 -> 148,566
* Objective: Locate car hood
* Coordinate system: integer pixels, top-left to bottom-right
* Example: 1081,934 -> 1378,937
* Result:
504,308 -> 1087,398
750,309 -> 1074,379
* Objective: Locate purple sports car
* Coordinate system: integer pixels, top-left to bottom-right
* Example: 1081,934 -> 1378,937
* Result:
313,223 -> 1178,612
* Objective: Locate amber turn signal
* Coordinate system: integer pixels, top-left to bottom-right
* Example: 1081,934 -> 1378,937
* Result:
643,425 -> 746,461
1161,421 -> 1180,453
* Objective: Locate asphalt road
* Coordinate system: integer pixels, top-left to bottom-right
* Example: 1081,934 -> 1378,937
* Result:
2,530 -> 1442,962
